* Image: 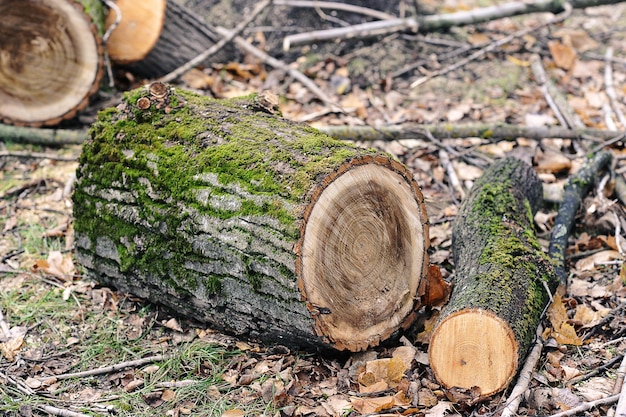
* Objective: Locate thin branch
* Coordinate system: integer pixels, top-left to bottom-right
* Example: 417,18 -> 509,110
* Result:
37,406 -> 90,417
40,354 -> 171,380
159,0 -> 272,83
548,150 -> 613,285
0,124 -> 87,145
501,325 -> 545,417
439,149 -> 465,199
101,0 -> 121,88
615,354 -> 626,416
273,0 -> 396,21
613,354 -> 626,394
548,394 -> 620,417
605,47 -> 626,127
213,26 -> 342,112
282,0 -> 626,50
410,4 -> 573,89
530,54 -> 583,129
317,123 -> 619,142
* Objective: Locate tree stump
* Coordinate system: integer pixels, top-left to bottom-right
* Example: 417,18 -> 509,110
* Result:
428,158 -> 559,396
0,0 -> 104,127
73,84 -> 430,352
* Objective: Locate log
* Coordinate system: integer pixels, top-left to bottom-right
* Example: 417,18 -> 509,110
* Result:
105,0 -> 235,79
428,158 -> 559,397
72,83 -> 430,352
0,0 -> 104,127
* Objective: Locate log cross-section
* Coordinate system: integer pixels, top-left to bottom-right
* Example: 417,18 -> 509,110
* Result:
0,0 -> 104,126
73,83 -> 430,352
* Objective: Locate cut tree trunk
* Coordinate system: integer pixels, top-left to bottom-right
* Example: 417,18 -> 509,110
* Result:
105,0 -> 235,79
0,0 -> 104,127
72,83 -> 430,352
428,158 -> 559,397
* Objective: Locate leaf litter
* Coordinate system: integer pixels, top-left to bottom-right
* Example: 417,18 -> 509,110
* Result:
1,0 -> 626,416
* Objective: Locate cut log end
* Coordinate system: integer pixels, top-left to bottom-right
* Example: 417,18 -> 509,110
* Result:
105,0 -> 166,64
298,158 -> 429,352
0,0 -> 103,126
428,308 -> 518,396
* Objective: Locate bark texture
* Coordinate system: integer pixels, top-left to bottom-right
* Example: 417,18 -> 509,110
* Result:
0,0 -> 104,127
428,158 -> 559,396
73,83 -> 429,352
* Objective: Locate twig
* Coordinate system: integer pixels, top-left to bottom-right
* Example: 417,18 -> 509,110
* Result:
548,150 -> 613,285
589,132 -> 626,155
439,149 -> 465,199
411,4 -> 572,88
548,394 -> 620,417
41,354 -> 171,380
159,0 -> 271,83
283,17 -> 418,51
530,54 -> 583,129
605,47 -> 626,127
0,150 -> 78,161
613,354 -> 626,395
273,0 -> 395,20
501,325 -> 545,417
0,124 -> 87,145
37,405 -> 90,417
101,0 -> 121,88
317,123 -> 618,142
213,26 -> 342,112
566,354 -> 623,385
283,0 -> 626,50
0,309 -> 10,339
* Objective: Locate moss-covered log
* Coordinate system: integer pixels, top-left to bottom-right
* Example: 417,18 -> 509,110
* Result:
0,0 -> 104,127
428,158 -> 559,396
73,83 -> 430,352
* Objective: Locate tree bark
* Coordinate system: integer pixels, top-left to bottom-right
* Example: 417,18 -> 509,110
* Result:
72,83 -> 430,352
0,0 -> 104,127
428,158 -> 559,397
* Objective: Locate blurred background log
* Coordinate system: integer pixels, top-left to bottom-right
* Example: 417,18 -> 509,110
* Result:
0,0 -> 104,127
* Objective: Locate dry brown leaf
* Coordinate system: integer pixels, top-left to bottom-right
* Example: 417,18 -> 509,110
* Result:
350,395 -> 395,414
163,318 -> 183,332
32,251 -> 75,282
575,250 -> 622,271
321,395 -> 352,416
467,32 -> 490,45
392,346 -> 416,369
536,148 -> 572,174
420,264 -> 451,307
549,40 -> 577,70
221,409 -> 245,417
554,29 -> 599,52
547,293 -> 582,346
181,68 -> 214,90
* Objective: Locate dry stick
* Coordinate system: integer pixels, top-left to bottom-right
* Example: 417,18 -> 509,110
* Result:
213,26 -> 342,112
605,47 -> 626,127
549,150 -> 613,285
101,0 -> 121,88
317,123 -> 619,142
566,354 -> 623,385
41,354 -> 171,381
159,0 -> 271,83
37,405 -> 90,417
614,354 -> 626,394
282,0 -> 626,50
548,394 -> 620,417
500,325 -> 545,417
438,149 -> 465,199
0,124 -> 86,146
0,150 -> 78,161
410,4 -> 573,88
615,354 -> 626,416
530,54 -> 583,129
273,0 -> 396,21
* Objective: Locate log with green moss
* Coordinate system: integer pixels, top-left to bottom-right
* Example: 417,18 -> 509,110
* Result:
73,83 -> 430,352
428,158 -> 559,397
0,0 -> 104,127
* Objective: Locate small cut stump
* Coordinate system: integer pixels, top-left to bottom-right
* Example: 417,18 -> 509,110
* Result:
428,158 -> 559,396
73,84 -> 430,352
0,0 -> 104,126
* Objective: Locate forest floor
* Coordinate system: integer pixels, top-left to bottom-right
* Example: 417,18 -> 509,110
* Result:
1,0 -> 626,416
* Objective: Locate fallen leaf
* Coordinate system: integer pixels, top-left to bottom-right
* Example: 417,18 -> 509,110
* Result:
32,251 -> 75,282
222,409 -> 245,417
321,395 -> 352,416
549,40 -> 577,70
163,318 -> 183,332
575,250 -> 622,271
424,400 -> 452,417
547,293 -> 582,346
161,389 -> 176,401
350,395 -> 395,414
